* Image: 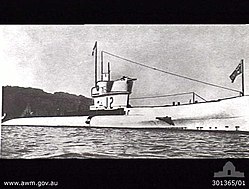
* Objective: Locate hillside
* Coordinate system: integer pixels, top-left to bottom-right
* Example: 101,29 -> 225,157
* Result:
2,86 -> 93,121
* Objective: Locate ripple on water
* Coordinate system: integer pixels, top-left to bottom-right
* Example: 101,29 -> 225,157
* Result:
2,126 -> 249,158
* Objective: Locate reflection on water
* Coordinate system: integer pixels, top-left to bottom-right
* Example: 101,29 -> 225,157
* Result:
1,126 -> 249,159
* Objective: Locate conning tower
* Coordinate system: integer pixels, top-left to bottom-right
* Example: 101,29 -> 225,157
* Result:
90,42 -> 136,110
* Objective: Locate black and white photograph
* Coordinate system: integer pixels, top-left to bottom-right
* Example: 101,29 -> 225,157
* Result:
1,25 -> 249,159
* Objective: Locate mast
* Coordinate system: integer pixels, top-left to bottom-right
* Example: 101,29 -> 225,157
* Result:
242,59 -> 245,96
108,62 -> 110,81
95,42 -> 98,86
92,41 -> 98,87
101,51 -> 103,81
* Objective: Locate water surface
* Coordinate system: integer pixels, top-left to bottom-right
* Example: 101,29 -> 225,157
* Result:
1,126 -> 249,158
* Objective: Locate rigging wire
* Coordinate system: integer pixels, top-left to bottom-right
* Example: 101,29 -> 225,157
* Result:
130,91 -> 207,102
194,93 -> 207,102
130,92 -> 193,99
102,51 -> 241,93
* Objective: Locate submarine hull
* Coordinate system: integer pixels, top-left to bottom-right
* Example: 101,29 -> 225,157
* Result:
2,96 -> 249,132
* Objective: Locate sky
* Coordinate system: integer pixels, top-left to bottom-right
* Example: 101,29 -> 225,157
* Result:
1,25 -> 248,105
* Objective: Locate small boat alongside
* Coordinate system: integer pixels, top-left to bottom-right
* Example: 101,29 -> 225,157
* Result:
2,42 -> 249,132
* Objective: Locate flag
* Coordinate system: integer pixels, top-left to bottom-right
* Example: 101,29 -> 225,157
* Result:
92,41 -> 97,56
229,62 -> 242,83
